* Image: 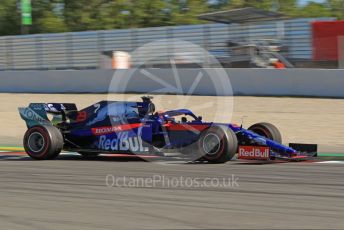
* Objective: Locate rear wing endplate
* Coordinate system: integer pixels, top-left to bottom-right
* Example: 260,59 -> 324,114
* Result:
18,103 -> 77,128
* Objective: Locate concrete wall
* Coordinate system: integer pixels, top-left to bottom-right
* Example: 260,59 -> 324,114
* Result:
0,68 -> 343,97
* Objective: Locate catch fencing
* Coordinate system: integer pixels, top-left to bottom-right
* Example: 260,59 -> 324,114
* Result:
0,18 -> 334,70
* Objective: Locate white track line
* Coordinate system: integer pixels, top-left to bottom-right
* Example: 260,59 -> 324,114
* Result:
316,161 -> 344,164
60,152 -> 80,156
0,151 -> 80,156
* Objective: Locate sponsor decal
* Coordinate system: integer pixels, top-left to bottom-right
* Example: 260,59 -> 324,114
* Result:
238,146 -> 270,160
97,128 -> 148,152
44,103 -> 57,112
92,123 -> 143,135
44,103 -> 66,112
20,107 -> 47,123
30,103 -> 44,111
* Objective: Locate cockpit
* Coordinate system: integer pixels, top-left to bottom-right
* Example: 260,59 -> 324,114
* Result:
158,109 -> 202,124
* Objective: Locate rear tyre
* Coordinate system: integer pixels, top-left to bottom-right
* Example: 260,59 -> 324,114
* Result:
197,125 -> 238,163
23,125 -> 64,160
248,122 -> 282,143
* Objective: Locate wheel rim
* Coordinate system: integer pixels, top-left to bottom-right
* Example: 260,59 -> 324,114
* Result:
28,132 -> 45,153
203,133 -> 221,155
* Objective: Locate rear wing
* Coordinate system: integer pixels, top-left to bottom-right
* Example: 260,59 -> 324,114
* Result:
18,103 -> 77,128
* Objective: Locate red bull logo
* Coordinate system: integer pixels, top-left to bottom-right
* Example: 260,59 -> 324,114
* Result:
238,146 -> 270,160
98,131 -> 148,152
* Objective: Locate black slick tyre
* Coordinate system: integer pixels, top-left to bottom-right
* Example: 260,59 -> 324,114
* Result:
248,122 -> 282,143
197,125 -> 238,163
23,125 -> 64,160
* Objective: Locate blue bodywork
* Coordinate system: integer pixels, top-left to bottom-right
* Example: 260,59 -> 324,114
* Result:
19,98 -> 306,160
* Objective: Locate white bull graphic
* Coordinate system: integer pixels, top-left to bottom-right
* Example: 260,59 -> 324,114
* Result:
87,103 -> 138,126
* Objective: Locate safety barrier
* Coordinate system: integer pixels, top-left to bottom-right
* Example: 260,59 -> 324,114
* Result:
0,68 -> 343,97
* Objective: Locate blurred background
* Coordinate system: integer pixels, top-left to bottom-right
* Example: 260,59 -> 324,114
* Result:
0,0 -> 343,70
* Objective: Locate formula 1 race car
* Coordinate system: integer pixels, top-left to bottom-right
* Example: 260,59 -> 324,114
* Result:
18,96 -> 316,163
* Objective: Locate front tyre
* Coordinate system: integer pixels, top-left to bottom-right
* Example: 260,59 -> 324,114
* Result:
248,122 -> 282,143
197,125 -> 238,163
23,125 -> 64,160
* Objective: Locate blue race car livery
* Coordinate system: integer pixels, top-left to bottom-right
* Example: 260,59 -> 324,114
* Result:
18,96 -> 316,163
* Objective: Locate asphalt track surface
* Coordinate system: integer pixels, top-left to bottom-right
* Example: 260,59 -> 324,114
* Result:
1,152 -> 344,230
1,94 -> 344,229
